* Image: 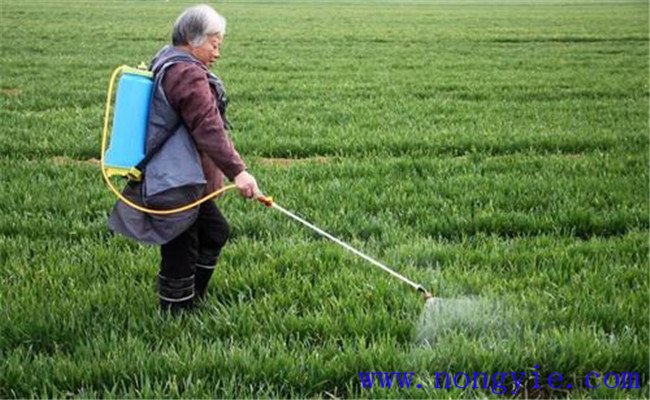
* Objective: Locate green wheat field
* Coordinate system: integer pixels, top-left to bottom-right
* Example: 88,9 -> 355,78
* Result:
1,0 -> 648,398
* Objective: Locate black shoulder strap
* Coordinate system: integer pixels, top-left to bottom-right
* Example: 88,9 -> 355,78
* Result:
133,120 -> 180,172
127,120 -> 180,181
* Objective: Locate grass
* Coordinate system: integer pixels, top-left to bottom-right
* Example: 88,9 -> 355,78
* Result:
0,0 -> 648,398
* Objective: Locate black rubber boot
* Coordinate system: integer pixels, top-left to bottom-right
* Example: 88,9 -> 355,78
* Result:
158,274 -> 195,314
194,264 -> 215,301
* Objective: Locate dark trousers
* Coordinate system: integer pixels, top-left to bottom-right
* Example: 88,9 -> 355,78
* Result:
158,200 -> 230,309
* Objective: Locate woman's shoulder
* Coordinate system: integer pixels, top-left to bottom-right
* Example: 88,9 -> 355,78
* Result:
162,61 -> 213,109
165,61 -> 209,87
168,59 -> 206,76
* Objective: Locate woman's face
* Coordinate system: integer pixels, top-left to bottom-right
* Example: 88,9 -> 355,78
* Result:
191,34 -> 222,67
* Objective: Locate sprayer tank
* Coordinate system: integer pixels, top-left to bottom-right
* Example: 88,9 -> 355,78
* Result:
104,71 -> 153,172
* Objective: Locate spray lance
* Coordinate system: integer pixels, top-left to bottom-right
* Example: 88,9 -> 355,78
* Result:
255,193 -> 433,302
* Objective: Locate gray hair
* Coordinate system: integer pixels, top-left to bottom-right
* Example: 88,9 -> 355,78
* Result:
171,4 -> 226,47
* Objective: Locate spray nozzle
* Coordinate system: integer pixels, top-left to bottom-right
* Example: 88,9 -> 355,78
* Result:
417,285 -> 433,301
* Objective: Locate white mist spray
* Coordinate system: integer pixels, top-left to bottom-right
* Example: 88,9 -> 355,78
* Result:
416,294 -> 514,346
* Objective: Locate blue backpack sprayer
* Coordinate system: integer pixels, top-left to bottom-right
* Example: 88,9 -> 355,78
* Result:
101,65 -> 433,302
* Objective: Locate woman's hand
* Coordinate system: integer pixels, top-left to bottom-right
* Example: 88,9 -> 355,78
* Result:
234,171 -> 259,199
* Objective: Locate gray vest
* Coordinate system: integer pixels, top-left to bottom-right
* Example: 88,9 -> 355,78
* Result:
107,46 -> 225,245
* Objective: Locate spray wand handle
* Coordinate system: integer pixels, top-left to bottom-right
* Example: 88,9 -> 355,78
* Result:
256,192 -> 274,207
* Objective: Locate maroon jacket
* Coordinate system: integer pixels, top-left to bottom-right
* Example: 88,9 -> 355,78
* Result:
163,62 -> 246,194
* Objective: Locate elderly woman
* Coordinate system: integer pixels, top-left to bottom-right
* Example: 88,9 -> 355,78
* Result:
109,4 -> 259,313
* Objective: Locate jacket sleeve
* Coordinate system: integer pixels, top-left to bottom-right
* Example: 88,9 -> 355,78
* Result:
162,62 -> 246,181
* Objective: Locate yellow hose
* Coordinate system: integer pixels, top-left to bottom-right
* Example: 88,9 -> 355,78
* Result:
100,65 -> 237,216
